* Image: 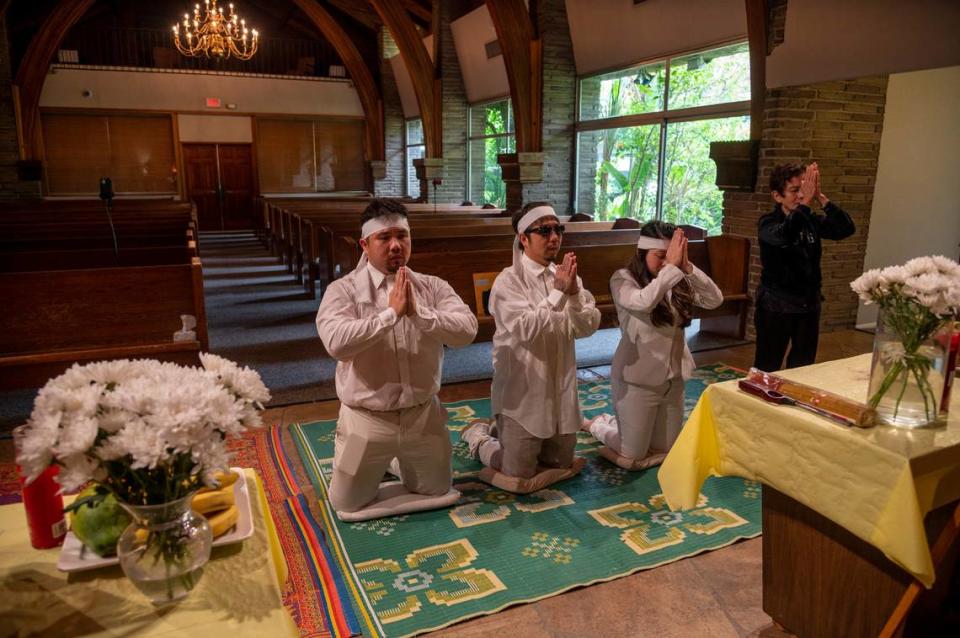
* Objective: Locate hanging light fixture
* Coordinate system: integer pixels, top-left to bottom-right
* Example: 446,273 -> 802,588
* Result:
172,0 -> 259,60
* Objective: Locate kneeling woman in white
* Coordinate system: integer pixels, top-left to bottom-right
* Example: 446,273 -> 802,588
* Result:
585,222 -> 723,468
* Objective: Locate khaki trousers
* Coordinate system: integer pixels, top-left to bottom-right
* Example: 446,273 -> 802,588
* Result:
478,414 -> 577,479
329,397 -> 452,513
591,376 -> 684,459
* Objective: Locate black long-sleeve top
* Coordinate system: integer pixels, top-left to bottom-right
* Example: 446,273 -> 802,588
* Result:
756,201 -> 855,312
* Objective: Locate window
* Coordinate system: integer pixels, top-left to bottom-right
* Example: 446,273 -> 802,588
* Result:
576,42 -> 750,235
256,118 -> 366,193
404,118 -> 425,196
467,99 -> 515,207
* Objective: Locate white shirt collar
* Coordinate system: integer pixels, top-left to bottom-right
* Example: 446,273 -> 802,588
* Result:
521,252 -> 556,278
367,264 -> 394,290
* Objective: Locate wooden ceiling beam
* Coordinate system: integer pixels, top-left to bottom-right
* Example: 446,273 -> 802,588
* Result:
14,0 -> 96,161
745,0 -> 767,141
292,0 -> 384,162
324,0 -> 382,31
401,0 -> 432,24
485,0 -> 542,152
369,0 -> 441,158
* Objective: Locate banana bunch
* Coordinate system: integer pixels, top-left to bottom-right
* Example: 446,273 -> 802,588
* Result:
192,470 -> 240,538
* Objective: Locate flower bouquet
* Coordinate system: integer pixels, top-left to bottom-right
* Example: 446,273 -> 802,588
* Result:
851,256 -> 960,427
15,354 -> 270,604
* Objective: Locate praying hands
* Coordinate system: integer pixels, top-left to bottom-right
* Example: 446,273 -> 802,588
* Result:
553,252 -> 580,295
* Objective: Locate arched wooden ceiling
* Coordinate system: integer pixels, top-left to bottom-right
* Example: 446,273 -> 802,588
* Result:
7,0 -> 436,163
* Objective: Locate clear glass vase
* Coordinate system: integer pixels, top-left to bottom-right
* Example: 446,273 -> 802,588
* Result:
868,310 -> 954,428
116,493 -> 213,605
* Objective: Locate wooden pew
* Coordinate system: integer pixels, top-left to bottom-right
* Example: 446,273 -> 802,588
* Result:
0,257 -> 209,391
406,236 -> 751,342
0,241 -> 198,272
322,221 -> 625,295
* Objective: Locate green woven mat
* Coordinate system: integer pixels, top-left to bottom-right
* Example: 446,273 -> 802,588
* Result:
291,364 -> 759,637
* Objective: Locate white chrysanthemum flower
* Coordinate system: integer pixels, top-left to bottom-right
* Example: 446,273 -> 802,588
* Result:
879,265 -> 908,287
850,268 -> 883,302
15,356 -> 267,500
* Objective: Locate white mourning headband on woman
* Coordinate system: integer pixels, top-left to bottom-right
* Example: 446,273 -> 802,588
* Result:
636,236 -> 671,250
516,205 -> 558,234
361,214 -> 411,240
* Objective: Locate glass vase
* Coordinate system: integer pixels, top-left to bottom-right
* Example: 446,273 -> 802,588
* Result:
868,310 -> 953,428
116,493 -> 213,605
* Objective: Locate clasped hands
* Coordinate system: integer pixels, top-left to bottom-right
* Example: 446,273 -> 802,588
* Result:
553,252 -> 581,295
666,229 -> 693,274
388,267 -> 419,317
797,161 -> 829,208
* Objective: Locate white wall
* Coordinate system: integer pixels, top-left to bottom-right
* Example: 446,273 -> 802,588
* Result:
768,0 -> 960,89
857,65 -> 960,327
565,0 -> 746,75
450,4 -> 509,104
389,35 -> 434,119
177,114 -> 252,143
40,67 -> 364,116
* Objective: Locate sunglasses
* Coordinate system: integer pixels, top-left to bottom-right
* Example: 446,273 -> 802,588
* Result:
525,224 -> 565,237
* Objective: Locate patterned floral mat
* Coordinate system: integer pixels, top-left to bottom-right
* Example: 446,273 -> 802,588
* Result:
291,364 -> 759,638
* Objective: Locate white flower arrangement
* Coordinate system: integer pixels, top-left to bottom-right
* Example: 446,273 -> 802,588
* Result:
851,256 -> 960,420
16,354 -> 270,505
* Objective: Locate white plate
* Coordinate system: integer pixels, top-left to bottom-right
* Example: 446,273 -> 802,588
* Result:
56,468 -> 254,573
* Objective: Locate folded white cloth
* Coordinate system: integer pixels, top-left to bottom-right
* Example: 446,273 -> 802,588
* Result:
334,484 -> 461,522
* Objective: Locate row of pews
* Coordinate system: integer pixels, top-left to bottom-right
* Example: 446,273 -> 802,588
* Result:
260,196 -> 752,342
0,199 -> 208,391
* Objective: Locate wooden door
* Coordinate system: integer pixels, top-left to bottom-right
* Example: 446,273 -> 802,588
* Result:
217,144 -> 256,230
181,143 -> 256,231
181,144 -> 221,231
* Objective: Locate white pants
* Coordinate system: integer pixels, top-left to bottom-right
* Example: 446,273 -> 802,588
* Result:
329,397 -> 452,513
590,376 -> 685,459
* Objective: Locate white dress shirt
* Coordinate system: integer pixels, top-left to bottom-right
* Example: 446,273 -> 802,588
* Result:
316,264 -> 478,411
610,264 -> 723,386
489,252 -> 601,438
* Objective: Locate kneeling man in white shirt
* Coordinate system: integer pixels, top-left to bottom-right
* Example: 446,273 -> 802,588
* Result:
462,202 -> 600,487
316,199 -> 478,516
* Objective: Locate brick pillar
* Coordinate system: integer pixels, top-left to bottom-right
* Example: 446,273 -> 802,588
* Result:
720,76 -> 888,338
375,29 -> 405,197
433,0 -> 467,204
518,0 -> 575,213
0,15 -> 41,199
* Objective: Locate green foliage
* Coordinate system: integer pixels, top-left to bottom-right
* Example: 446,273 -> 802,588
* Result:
582,45 -> 751,234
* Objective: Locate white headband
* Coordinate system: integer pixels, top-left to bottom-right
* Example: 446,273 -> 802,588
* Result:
361,214 -> 411,240
516,205 -> 557,234
636,237 -> 670,250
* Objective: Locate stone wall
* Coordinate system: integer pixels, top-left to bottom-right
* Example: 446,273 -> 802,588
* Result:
0,16 -> 41,199
521,0 -> 576,213
375,29 -> 405,198
720,76 -> 888,336
434,0 -> 468,204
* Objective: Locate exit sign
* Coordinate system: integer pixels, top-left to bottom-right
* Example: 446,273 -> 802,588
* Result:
205,97 -> 222,108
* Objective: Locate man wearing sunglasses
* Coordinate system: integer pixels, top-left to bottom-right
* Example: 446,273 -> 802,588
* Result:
462,201 -> 600,492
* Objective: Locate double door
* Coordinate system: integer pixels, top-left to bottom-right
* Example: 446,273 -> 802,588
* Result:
181,143 -> 256,231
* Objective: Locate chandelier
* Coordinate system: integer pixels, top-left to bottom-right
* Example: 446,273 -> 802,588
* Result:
172,0 -> 259,60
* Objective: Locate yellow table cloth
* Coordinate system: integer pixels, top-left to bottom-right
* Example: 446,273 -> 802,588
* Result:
0,468 -> 297,637
658,353 -> 960,588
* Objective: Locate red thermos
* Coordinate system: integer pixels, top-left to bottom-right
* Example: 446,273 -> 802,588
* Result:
19,465 -> 67,549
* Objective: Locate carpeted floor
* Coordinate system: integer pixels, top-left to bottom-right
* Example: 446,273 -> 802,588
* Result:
290,364 -> 758,638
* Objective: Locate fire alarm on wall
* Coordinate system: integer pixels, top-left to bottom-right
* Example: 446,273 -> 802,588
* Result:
205,97 -> 222,108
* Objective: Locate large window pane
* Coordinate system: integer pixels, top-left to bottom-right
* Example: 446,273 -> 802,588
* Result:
579,62 -> 666,121
478,99 -> 513,136
668,43 -> 750,110
469,135 -> 514,207
661,116 -> 750,235
406,144 -> 424,196
577,124 -> 660,221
